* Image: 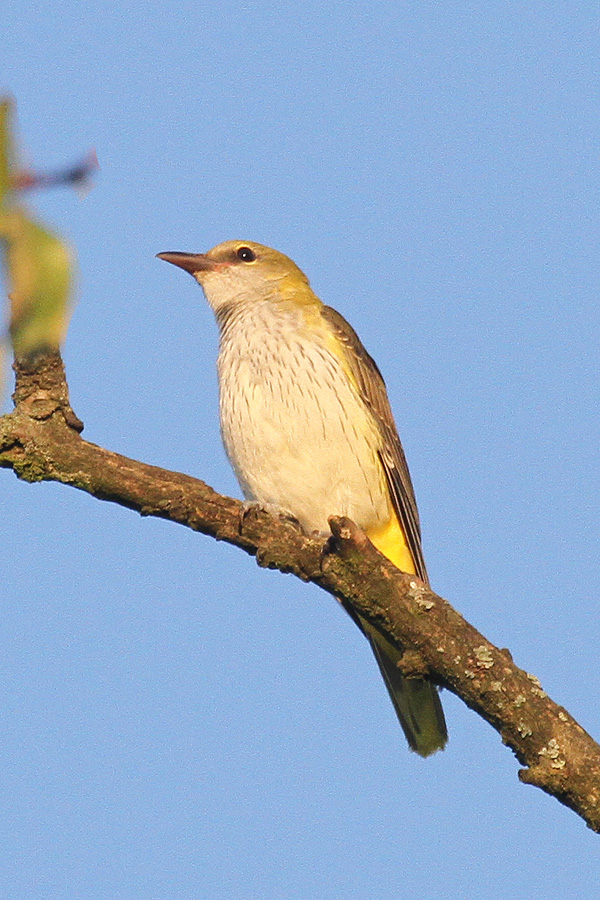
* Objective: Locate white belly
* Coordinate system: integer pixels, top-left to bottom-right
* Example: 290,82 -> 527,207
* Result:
217,316 -> 391,536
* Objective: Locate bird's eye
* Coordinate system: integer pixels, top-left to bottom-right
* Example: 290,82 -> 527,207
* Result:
236,246 -> 256,262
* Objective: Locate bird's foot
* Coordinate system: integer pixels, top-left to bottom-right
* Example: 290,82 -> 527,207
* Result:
241,500 -> 303,530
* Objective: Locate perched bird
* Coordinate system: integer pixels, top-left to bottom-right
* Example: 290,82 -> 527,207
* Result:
158,240 -> 447,756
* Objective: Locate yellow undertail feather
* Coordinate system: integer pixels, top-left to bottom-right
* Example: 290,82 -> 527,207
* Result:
364,514 -> 447,756
367,514 -> 417,575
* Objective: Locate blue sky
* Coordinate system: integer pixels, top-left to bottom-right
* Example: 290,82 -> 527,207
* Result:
3,2 -> 600,897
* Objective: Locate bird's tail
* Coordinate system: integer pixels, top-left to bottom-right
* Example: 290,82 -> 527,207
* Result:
361,620 -> 447,757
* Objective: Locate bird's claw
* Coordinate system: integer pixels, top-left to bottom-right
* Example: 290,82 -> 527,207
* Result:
241,500 -> 302,530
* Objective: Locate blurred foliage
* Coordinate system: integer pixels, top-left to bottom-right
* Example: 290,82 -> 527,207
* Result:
0,97 -> 74,372
0,100 -> 11,203
2,209 -> 73,356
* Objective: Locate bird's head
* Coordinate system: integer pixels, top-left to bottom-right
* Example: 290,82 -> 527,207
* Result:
157,240 -> 313,314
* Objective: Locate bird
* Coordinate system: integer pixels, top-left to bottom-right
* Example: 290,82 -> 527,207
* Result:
157,240 -> 447,756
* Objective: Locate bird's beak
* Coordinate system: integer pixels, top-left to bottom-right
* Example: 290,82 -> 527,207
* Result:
156,251 -> 216,275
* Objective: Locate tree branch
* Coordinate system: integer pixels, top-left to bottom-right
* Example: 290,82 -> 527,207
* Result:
2,350 -> 600,831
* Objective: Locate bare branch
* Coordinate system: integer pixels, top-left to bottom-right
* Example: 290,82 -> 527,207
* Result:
2,350 -> 600,831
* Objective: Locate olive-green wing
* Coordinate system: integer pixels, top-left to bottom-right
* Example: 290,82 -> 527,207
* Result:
320,306 -> 446,755
320,305 -> 428,584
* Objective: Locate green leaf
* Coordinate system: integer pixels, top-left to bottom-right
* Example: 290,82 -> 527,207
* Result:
1,208 -> 74,357
0,98 -> 13,208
